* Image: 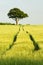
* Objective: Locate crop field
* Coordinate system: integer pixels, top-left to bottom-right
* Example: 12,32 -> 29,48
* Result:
0,25 -> 43,65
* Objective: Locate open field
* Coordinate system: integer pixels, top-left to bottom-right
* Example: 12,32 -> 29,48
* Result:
0,25 -> 43,65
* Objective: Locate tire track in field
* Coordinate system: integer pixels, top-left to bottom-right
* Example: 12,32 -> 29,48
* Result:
2,27 -> 21,55
2,26 -> 40,55
16,26 -> 30,43
7,27 -> 20,50
22,26 -> 40,51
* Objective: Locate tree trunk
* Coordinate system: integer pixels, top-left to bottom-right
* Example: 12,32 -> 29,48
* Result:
16,18 -> 18,25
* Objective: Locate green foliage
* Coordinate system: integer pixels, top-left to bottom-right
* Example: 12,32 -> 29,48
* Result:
0,23 -> 15,25
8,8 -> 28,19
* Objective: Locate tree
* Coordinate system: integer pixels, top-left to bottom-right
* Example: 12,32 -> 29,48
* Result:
7,8 -> 28,25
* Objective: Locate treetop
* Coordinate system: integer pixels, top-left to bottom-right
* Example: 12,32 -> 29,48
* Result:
8,8 -> 28,18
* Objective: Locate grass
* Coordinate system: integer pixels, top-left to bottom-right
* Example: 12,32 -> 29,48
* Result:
0,57 -> 43,65
0,24 -> 43,65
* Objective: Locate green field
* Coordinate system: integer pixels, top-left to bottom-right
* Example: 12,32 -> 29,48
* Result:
0,25 -> 43,65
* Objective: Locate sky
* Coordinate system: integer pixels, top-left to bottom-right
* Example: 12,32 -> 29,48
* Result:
0,0 -> 43,24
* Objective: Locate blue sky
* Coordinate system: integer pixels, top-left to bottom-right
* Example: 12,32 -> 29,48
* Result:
0,0 -> 43,24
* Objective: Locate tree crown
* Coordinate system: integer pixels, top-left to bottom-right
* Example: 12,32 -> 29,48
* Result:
8,8 -> 28,19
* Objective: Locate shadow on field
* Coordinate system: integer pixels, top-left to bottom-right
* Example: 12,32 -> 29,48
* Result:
0,57 -> 43,65
26,31 -> 40,51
